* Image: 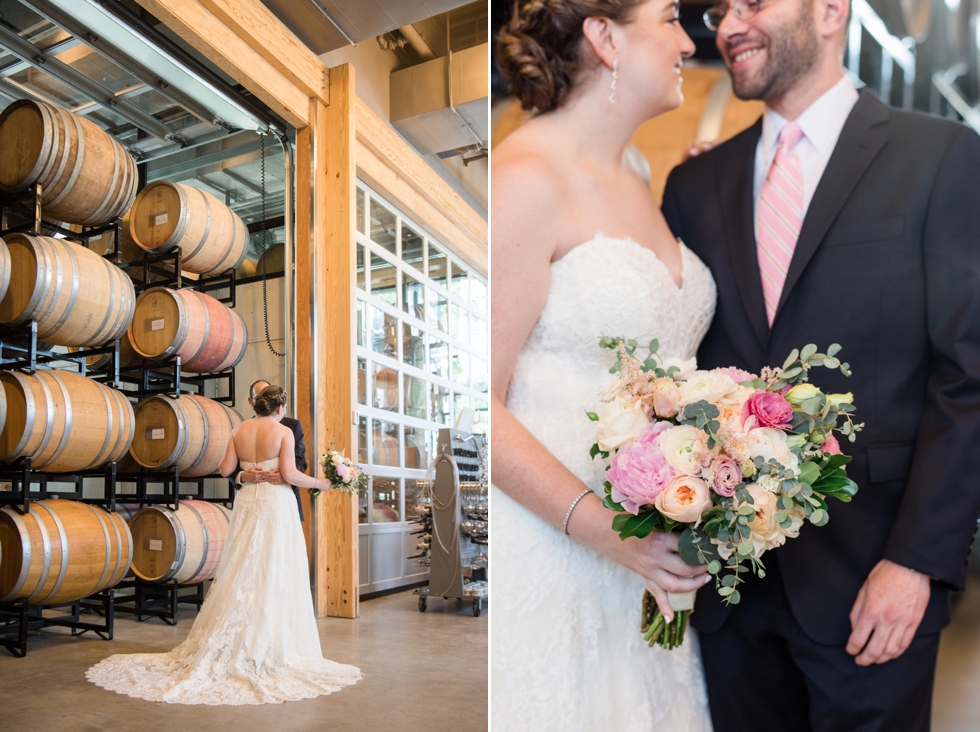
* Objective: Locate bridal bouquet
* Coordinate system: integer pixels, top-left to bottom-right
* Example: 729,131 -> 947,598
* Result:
313,448 -> 366,499
589,338 -> 862,650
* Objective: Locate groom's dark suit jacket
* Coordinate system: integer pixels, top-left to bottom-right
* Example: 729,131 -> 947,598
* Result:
663,90 -> 980,645
229,416 -> 308,521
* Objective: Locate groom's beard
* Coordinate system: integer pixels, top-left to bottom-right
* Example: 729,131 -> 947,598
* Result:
728,4 -> 821,103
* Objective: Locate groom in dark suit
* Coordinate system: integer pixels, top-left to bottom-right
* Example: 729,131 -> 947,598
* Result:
231,378 -> 309,520
662,0 -> 980,729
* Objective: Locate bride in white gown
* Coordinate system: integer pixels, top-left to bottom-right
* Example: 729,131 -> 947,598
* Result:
87,386 -> 361,705
493,1 -> 714,730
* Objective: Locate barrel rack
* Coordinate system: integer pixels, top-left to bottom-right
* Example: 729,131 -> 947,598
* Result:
0,188 -> 243,651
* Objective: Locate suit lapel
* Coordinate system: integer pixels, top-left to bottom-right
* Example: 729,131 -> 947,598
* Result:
717,118 -> 768,347
773,91 -> 890,324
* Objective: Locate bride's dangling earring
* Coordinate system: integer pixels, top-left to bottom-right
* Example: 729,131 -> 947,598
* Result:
609,58 -> 618,105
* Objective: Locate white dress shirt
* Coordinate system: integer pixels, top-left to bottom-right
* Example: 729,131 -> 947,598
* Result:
753,75 -> 860,233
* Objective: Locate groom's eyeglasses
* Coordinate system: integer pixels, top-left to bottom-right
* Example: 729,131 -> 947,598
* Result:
703,0 -> 768,31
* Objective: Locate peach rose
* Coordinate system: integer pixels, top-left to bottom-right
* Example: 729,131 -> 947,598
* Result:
655,475 -> 712,524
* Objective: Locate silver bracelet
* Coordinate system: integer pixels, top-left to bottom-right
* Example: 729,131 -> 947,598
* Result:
563,489 -> 592,535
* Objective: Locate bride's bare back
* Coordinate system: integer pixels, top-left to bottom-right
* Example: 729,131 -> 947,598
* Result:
232,417 -> 290,464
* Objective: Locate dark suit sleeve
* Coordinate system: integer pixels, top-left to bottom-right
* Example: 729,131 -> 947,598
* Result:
661,166 -> 688,241
228,459 -> 241,492
882,126 -> 980,589
292,421 -> 308,474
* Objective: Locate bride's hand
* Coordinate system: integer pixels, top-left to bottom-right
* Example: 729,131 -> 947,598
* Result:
568,493 -> 710,621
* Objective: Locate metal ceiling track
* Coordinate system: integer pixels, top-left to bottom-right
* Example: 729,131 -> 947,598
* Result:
0,19 -> 173,139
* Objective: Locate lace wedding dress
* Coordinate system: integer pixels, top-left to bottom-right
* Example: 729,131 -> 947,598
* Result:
87,459 -> 361,705
492,235 -> 716,731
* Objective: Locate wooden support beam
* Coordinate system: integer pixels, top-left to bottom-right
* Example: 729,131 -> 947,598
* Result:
134,0 -> 309,128
354,97 -> 487,274
310,65 -> 358,619
198,0 -> 329,106
295,124 -> 314,561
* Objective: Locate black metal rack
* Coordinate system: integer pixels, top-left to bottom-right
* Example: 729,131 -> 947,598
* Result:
112,577 -> 205,626
0,589 -> 116,658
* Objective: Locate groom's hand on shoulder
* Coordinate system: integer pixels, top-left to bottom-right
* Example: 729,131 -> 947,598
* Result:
846,559 -> 930,666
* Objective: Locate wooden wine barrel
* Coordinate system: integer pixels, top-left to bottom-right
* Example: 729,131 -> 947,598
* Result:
373,434 -> 400,467
128,287 -> 247,373
373,366 -> 398,410
0,370 -> 135,472
66,331 -> 139,373
0,100 -> 137,225
0,500 -> 133,605
128,500 -> 232,583
130,394 -> 244,477
236,257 -> 257,279
0,234 -> 136,346
0,236 -> 9,304
114,503 -> 141,522
256,243 -> 285,275
129,181 -> 248,275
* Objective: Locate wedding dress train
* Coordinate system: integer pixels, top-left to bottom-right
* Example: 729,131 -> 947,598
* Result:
87,459 -> 361,705
492,235 -> 716,731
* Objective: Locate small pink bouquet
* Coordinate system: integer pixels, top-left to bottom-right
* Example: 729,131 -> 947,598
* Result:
589,338 -> 862,649
314,447 -> 366,498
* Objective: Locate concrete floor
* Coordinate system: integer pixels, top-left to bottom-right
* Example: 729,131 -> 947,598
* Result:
0,590 -> 488,732
934,573 -> 980,731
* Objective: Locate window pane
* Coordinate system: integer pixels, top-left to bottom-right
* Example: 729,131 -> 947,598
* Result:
404,426 -> 429,469
357,357 -> 367,405
450,262 -> 468,300
453,349 -> 470,388
356,300 -> 366,348
356,188 -> 366,235
427,289 -> 448,333
472,357 -> 488,393
402,224 -> 424,272
370,199 -> 397,254
473,399 -> 489,435
454,392 -> 472,422
403,272 -> 425,320
370,307 -> 397,359
405,478 -> 426,521
356,243 -> 366,290
429,242 -> 448,285
402,322 -> 425,370
429,338 -> 449,379
358,415 -> 368,465
370,252 -> 398,307
404,374 -> 427,420
372,477 -> 400,523
451,303 -> 468,346
358,474 -> 369,524
432,384 -> 451,426
471,316 -> 487,354
471,277 -> 487,315
373,364 -> 399,412
372,420 -> 401,467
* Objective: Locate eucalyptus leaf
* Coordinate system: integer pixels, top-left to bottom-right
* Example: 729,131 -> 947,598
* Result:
728,590 -> 742,604
782,349 -> 800,370
707,561 -> 721,574
827,343 -> 842,357
737,540 -> 754,556
800,344 -> 818,362
718,586 -> 735,597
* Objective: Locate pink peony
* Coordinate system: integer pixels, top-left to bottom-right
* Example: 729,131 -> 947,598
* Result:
607,421 -> 675,515
337,462 -> 350,478
822,432 -> 842,455
742,390 -> 794,429
712,366 -> 758,384
710,455 -> 742,497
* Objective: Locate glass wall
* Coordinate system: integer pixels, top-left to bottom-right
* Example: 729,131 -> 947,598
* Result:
355,182 -> 488,527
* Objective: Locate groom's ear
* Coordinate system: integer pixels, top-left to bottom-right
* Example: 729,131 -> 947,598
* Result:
813,0 -> 850,42
581,16 -> 618,70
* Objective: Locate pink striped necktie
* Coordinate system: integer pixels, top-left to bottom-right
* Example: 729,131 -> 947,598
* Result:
757,122 -> 805,325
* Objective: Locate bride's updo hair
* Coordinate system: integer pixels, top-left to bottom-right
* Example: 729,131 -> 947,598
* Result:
497,0 -> 644,113
254,385 -> 287,417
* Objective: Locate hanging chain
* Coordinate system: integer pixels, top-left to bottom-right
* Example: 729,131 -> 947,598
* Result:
260,132 -> 285,358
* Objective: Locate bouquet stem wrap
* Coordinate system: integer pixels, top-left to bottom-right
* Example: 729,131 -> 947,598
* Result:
641,591 -> 692,650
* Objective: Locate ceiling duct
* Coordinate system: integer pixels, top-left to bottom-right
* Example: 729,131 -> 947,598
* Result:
259,0 -> 476,55
389,42 -> 488,157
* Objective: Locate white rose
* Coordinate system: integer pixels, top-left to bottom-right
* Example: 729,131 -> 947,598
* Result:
660,425 -> 707,475
655,475 -> 712,524
596,397 -> 649,452
746,427 -> 797,472
661,357 -> 698,381
678,370 -> 739,408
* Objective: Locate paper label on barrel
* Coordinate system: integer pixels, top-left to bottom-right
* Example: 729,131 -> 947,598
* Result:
150,318 -> 165,331
153,212 -> 168,227
147,428 -> 165,440
147,538 -> 163,551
